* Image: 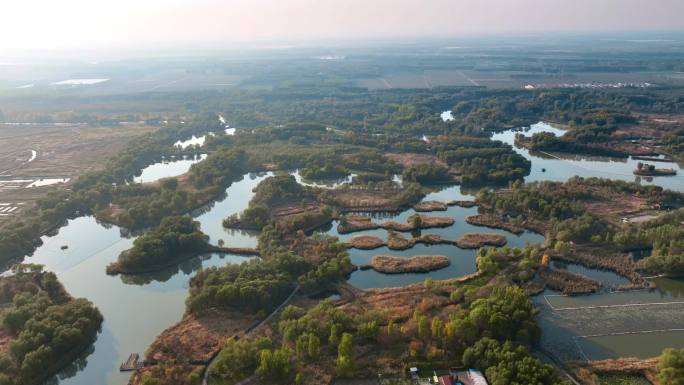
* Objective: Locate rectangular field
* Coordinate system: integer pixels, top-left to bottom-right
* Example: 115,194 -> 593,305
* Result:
545,290 -> 684,310
576,329 -> 684,360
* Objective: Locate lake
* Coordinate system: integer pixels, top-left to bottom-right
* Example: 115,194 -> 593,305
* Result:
14,172 -> 269,385
133,154 -> 207,183
491,121 -> 684,193
319,189 -> 544,289
11,116 -> 684,384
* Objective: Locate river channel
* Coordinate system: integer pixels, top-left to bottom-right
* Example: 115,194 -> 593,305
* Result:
12,118 -> 684,384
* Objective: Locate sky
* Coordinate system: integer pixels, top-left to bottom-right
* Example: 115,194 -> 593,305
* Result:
1,0 -> 684,54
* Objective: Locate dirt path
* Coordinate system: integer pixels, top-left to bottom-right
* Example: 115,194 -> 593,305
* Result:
536,348 -> 582,385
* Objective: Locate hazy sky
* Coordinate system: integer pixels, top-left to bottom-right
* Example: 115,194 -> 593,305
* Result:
2,0 -> 683,53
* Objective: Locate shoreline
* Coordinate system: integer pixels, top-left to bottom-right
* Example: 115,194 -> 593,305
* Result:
105,246 -> 259,276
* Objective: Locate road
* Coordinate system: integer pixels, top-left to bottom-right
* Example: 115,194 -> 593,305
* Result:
201,285 -> 300,385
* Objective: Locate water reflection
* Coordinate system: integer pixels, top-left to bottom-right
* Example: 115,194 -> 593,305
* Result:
318,192 -> 544,288
652,277 -> 684,299
119,253 -> 254,286
192,172 -> 272,247
440,110 -> 454,122
552,261 -> 630,287
290,169 -> 355,189
174,135 -> 208,149
8,171 -> 270,385
492,122 -> 684,192
133,154 -> 207,183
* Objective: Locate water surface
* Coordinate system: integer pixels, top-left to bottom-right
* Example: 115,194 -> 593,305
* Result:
133,154 -> 207,183
12,172 -> 267,385
492,122 -> 684,192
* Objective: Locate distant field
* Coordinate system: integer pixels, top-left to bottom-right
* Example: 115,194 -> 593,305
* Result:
355,69 -> 684,90
1,71 -> 246,95
424,70 -> 478,87
0,123 -> 155,220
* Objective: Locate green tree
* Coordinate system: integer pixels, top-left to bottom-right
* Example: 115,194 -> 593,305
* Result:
659,348 -> 684,385
417,316 -> 429,340
329,323 -> 339,346
336,333 -> 354,377
463,338 -> 560,385
431,318 -> 444,341
387,319 -> 395,336
308,333 -> 320,360
255,347 -> 292,383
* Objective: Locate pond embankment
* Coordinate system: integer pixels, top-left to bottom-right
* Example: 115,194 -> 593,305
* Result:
540,268 -> 602,295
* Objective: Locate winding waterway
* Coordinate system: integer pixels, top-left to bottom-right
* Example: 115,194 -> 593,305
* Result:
133,154 -> 207,183
490,121 -> 684,362
10,119 -> 684,384
319,192 -> 544,289
15,169 -> 270,385
492,122 -> 684,192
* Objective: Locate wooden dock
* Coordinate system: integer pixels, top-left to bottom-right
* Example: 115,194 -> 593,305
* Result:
120,353 -> 143,371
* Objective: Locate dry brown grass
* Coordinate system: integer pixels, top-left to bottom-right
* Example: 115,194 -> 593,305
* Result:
370,255 -> 450,274
0,329 -> 11,355
570,357 -> 660,385
385,152 -> 447,168
455,233 -> 507,249
465,214 -> 525,235
413,200 -> 448,212
145,309 -> 257,364
0,124 -> 155,178
338,214 -> 454,234
0,123 -> 156,224
347,235 -> 386,250
540,268 -> 601,295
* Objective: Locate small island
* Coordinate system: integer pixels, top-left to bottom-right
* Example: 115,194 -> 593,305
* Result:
465,214 -> 525,235
447,200 -> 477,208
413,200 -> 448,212
346,235 -> 385,250
369,255 -> 450,274
338,213 -> 454,234
634,162 -> 677,176
456,233 -> 508,249
106,216 -> 211,275
0,264 -> 103,385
